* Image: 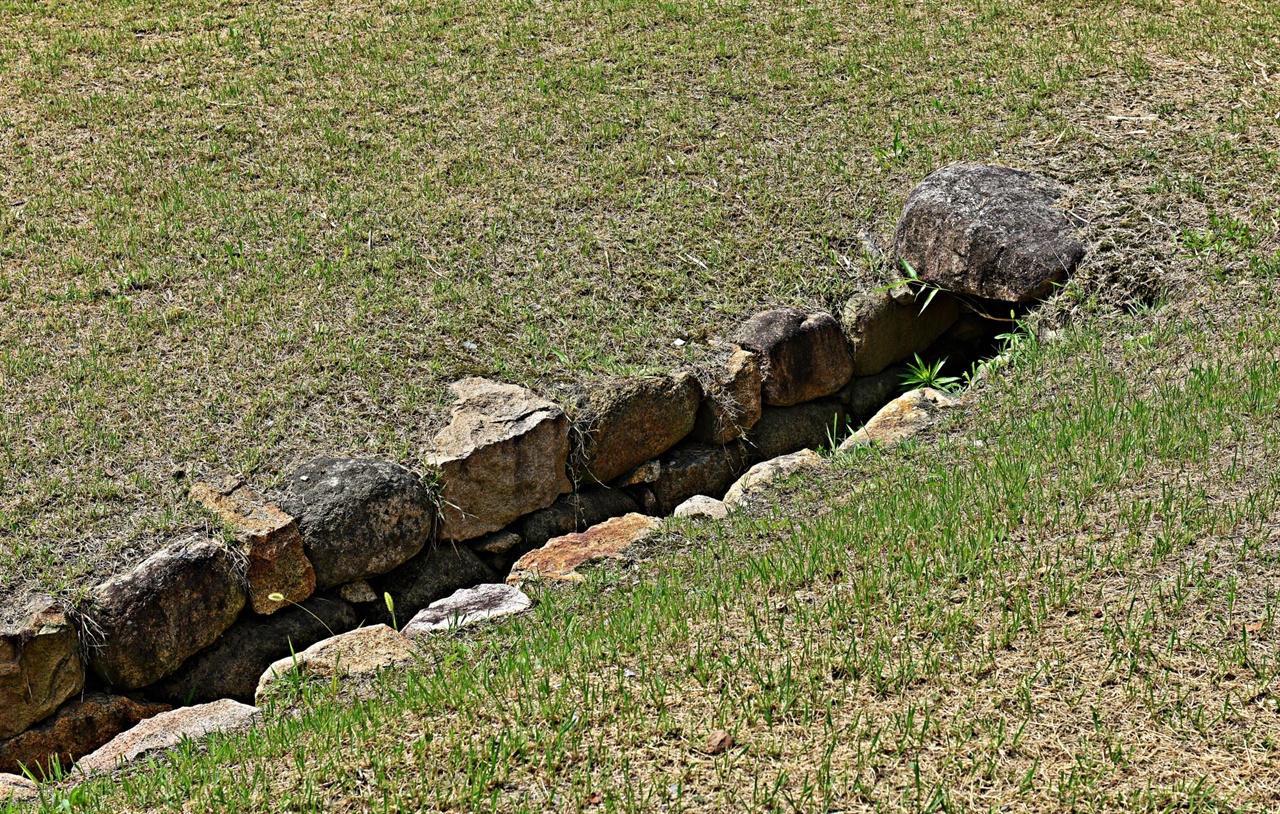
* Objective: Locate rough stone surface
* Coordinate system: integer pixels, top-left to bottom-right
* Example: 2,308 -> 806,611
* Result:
0,773 -> 37,804
336,580 -> 378,605
894,164 -> 1086,302
691,347 -> 763,444
430,378 -> 572,542
650,441 -> 750,515
731,309 -> 853,407
839,387 -> 961,450
276,457 -> 433,590
723,449 -> 825,507
839,368 -> 906,422
256,625 -> 412,703
611,459 -> 662,487
0,597 -> 83,740
841,290 -> 960,377
508,514 -> 661,583
515,489 -> 640,550
0,692 -> 170,776
86,539 -> 246,691
370,544 -> 496,627
576,373 -> 702,484
190,476 -> 315,615
402,584 -> 533,637
150,597 -> 357,705
744,399 -> 847,463
74,700 -> 260,775
672,495 -> 729,520
469,531 -> 523,556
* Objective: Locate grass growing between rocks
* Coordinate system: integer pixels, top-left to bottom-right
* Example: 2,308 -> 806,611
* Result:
3,0 -> 1280,604
24,279 -> 1280,812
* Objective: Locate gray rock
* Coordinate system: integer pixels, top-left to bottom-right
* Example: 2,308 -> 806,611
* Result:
894,164 -> 1086,302
402,584 -> 532,637
650,441 -> 750,515
672,495 -> 729,520
839,367 -> 906,423
86,538 -> 246,691
515,488 -> 640,550
0,772 -> 37,804
731,309 -> 853,407
576,373 -> 702,484
150,597 -> 357,705
839,387 -> 961,450
429,378 -> 571,542
336,580 -> 378,605
74,700 -> 260,775
690,347 -> 763,444
744,399 -> 847,463
0,597 -> 83,740
370,543 -> 496,627
276,458 -> 433,590
723,449 -> 825,507
841,290 -> 960,377
256,625 -> 412,704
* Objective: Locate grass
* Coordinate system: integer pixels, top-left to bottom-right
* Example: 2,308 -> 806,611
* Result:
3,0 -> 1279,605
19,278 -> 1280,812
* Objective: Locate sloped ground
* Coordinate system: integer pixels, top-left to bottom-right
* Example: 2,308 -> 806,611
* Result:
3,0 -> 1279,609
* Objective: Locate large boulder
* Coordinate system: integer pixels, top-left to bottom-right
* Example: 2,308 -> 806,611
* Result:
189,476 -> 315,615
514,488 -> 640,550
744,399 -> 847,463
894,164 -> 1086,302
841,291 -> 960,377
255,625 -> 413,704
86,538 -> 246,691
690,347 -> 763,444
150,597 -> 357,705
731,309 -> 853,407
276,458 -> 433,590
0,692 -> 170,776
0,597 -> 83,740
429,378 -> 572,543
370,544 -> 496,627
74,700 -> 259,775
402,584 -> 532,637
576,374 -> 702,484
649,441 -> 750,515
508,514 -> 661,584
839,387 -> 960,450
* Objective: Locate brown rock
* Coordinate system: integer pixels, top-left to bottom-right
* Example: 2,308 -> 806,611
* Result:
0,597 -> 83,740
0,692 -> 170,777
838,387 -> 960,450
515,489 -> 640,550
507,514 -> 661,583
469,531 -> 523,556
86,538 -> 247,691
731,309 -> 853,407
894,164 -> 1086,302
74,700 -> 259,775
723,449 -> 824,507
430,378 -> 572,542
0,772 -> 37,804
576,373 -> 702,484
707,729 -> 735,755
841,290 -> 960,377
691,347 -> 763,444
650,441 -> 750,515
255,625 -> 412,704
190,476 -> 315,615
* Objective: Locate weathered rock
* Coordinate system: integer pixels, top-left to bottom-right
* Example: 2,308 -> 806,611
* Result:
255,625 -> 412,704
576,373 -> 702,484
370,544 -> 496,627
894,164 -> 1086,302
744,399 -> 847,463
336,580 -> 378,605
276,458 -> 433,590
723,449 -> 825,507
627,484 -> 660,516
0,772 -> 37,804
672,495 -> 729,520
839,387 -> 960,450
74,700 -> 259,775
839,368 -> 906,422
190,476 -> 315,615
841,290 -> 960,377
429,378 -> 571,542
0,692 -> 170,777
731,309 -> 853,407
150,597 -> 357,705
402,584 -> 532,637
650,441 -> 750,515
611,459 -> 662,487
86,538 -> 246,691
691,347 -> 763,444
469,531 -> 523,557
508,514 -> 661,583
0,597 -> 83,740
515,489 -> 640,550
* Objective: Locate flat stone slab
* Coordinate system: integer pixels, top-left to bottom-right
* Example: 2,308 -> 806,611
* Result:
507,513 -> 661,583
723,449 -> 824,507
255,625 -> 413,704
402,584 -> 532,637
838,387 -> 960,450
74,700 -> 259,776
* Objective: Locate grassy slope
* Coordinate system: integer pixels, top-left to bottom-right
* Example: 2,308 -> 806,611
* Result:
3,0 -> 1279,603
